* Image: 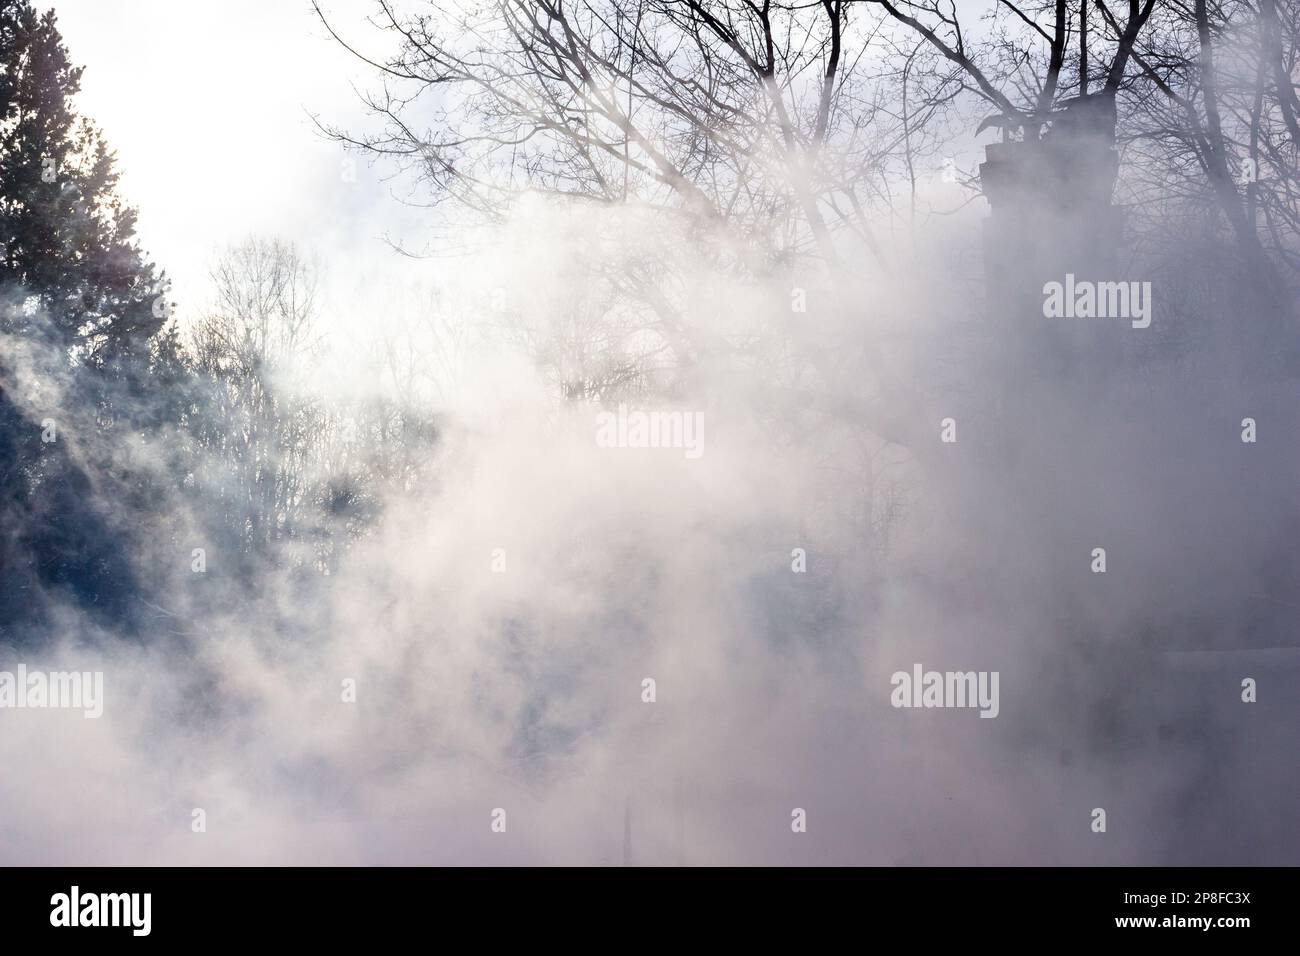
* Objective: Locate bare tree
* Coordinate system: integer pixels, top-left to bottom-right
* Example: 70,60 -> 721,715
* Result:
315,2 -> 936,300
867,0 -> 1157,133
1116,0 -> 1299,323
188,238 -> 325,558
316,2 -> 961,451
186,240 -> 443,573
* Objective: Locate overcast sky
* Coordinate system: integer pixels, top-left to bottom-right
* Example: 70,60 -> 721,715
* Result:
52,0 -> 432,325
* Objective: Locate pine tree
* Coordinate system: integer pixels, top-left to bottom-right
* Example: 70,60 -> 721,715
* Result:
0,0 -> 168,363
0,0 -> 180,642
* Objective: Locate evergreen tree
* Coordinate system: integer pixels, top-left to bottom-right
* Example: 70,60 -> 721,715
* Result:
0,0 -> 180,642
0,0 -> 168,362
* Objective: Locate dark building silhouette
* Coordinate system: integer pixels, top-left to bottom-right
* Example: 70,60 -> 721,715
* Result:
980,94 -> 1127,392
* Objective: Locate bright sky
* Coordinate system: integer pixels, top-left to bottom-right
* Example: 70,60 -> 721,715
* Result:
51,0 -> 433,325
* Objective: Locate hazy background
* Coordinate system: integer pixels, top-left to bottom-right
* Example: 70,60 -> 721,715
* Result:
0,0 -> 1296,865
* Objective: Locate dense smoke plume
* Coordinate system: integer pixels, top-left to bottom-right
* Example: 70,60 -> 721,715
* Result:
1,0 -> 1296,865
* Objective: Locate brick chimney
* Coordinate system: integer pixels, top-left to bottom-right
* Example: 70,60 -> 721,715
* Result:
979,94 -> 1126,390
